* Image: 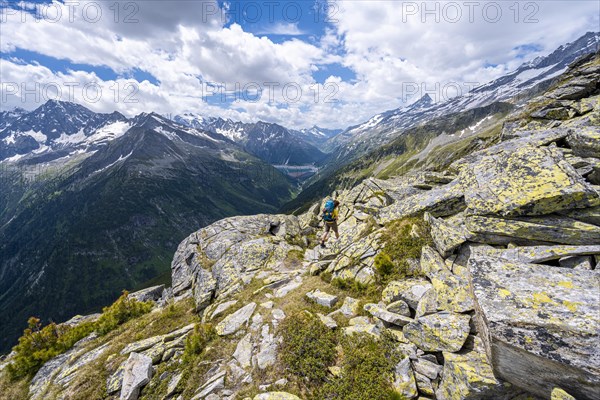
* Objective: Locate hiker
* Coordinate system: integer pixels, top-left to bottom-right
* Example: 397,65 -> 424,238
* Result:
320,199 -> 340,248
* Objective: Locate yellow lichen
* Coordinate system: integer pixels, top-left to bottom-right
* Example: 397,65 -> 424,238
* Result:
557,281 -> 574,289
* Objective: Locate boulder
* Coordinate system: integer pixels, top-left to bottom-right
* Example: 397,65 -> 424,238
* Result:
470,255 -> 600,399
128,285 -> 165,303
465,215 -> 600,245
386,300 -> 411,317
415,289 -> 439,318
427,267 -> 475,313
171,214 -> 302,304
233,333 -> 253,369
425,213 -> 468,257
436,336 -> 523,400
382,279 -> 433,309
215,302 -> 257,336
376,180 -> 465,224
393,357 -> 418,399
364,303 -> 413,327
403,312 -> 471,352
339,296 -> 361,317
208,300 -> 238,321
551,388 -> 577,400
305,289 -> 338,308
120,353 -> 153,400
192,370 -> 226,399
460,145 -> 599,217
317,313 -> 338,329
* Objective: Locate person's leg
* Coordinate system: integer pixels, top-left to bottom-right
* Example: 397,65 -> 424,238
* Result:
321,224 -> 330,245
333,221 -> 339,239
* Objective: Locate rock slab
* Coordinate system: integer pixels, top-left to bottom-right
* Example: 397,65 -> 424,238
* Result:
470,255 -> 600,399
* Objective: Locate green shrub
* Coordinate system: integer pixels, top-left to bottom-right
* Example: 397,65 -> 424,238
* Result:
279,312 -> 338,385
331,278 -> 378,299
316,333 -> 402,400
182,323 -> 216,363
375,217 -> 431,281
95,291 -> 153,335
7,317 -> 95,380
7,291 -> 153,380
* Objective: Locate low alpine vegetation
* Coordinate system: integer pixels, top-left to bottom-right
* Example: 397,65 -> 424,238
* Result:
182,323 -> 216,363
374,217 -> 432,281
317,333 -> 403,400
6,291 -> 152,380
279,312 -> 338,386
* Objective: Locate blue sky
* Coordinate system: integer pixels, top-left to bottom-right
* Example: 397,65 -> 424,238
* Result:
0,0 -> 598,129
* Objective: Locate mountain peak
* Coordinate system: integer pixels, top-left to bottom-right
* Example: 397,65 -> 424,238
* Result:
411,93 -> 433,107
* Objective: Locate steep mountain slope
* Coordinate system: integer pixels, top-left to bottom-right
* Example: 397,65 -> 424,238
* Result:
325,31 -> 599,167
0,112 -> 294,353
174,115 -> 328,166
1,51 -> 598,400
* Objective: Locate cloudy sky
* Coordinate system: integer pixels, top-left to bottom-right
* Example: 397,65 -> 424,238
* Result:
1,0 -> 598,129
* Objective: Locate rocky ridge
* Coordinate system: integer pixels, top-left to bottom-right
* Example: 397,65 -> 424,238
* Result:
0,53 -> 599,400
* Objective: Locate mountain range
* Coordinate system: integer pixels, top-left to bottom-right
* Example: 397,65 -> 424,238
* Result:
0,107 -> 295,353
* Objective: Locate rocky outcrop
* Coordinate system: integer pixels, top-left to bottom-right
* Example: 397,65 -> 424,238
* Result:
470,255 -> 600,399
170,214 -> 303,310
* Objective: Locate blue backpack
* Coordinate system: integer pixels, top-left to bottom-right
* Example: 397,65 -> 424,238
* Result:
322,199 -> 335,222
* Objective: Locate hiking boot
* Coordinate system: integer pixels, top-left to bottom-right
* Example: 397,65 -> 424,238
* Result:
320,242 -> 326,248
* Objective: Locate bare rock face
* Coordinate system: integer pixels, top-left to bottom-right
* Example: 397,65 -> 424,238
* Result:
120,353 -> 153,400
469,255 -> 600,400
170,214 -> 302,310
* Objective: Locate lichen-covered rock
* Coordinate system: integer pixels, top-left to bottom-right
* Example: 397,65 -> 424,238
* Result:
208,300 -> 238,321
470,255 -> 600,399
386,300 -> 411,317
470,244 -> 600,264
452,128 -> 570,171
436,336 -> 522,400
364,303 -> 413,326
393,357 -> 418,399
339,296 -> 361,317
425,213 -> 468,257
120,352 -> 153,400
305,289 -> 338,308
215,302 -> 257,335
256,325 -> 278,370
376,180 -> 465,224
427,267 -> 475,313
403,312 -> 471,352
420,245 -> 447,276
551,387 -> 577,400
171,214 -> 302,307
465,214 -> 600,245
253,392 -> 301,400
382,279 -> 433,309
460,145 -> 599,217
344,317 -> 380,337
566,125 -> 600,158
415,289 -> 439,318
192,370 -> 226,399
233,333 -> 254,369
